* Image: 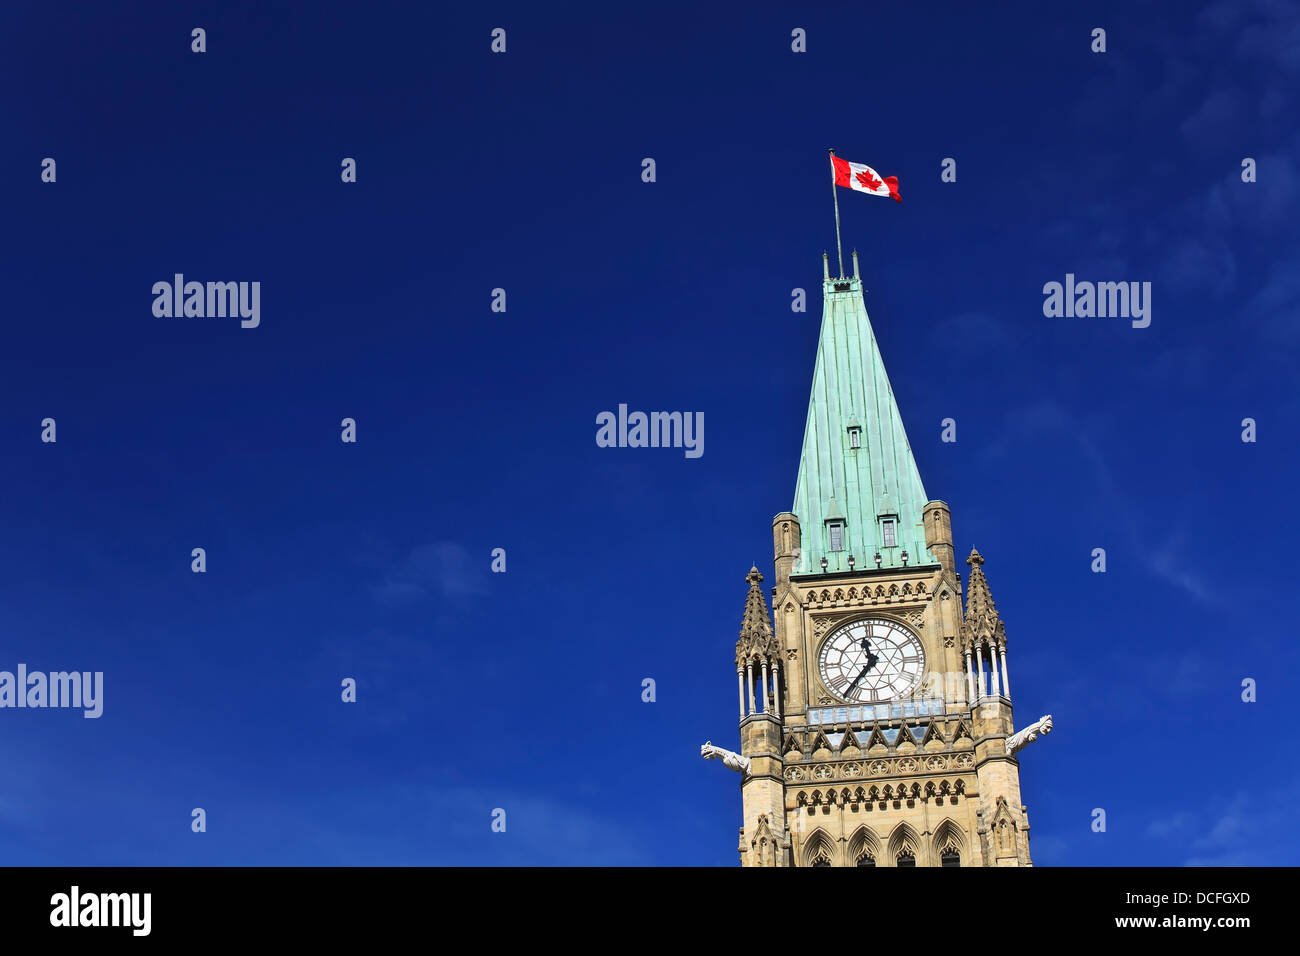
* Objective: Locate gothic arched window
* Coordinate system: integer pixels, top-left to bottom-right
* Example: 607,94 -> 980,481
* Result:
807,842 -> 833,868
856,854 -> 876,867
941,849 -> 960,867
896,852 -> 915,868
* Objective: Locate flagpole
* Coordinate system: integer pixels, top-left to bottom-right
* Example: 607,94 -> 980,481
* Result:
828,148 -> 844,278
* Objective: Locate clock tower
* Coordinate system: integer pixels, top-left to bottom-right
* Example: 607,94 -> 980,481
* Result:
711,250 -> 1050,867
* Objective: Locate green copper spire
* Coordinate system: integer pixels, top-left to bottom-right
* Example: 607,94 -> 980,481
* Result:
791,252 -> 933,576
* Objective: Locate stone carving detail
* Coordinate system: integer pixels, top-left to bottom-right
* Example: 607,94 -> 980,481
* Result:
961,549 -> 1008,663
868,760 -> 890,775
786,648 -> 798,661
735,567 -> 778,666
991,795 -> 1017,855
897,757 -> 918,773
785,767 -> 805,781
700,741 -> 750,775
841,762 -> 861,777
750,814 -> 779,867
954,753 -> 974,768
908,611 -> 925,627
1006,714 -> 1053,756
925,755 -> 947,771
812,765 -> 832,780
807,588 -> 933,611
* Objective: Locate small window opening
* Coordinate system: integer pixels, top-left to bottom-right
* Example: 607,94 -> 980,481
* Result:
829,522 -> 845,552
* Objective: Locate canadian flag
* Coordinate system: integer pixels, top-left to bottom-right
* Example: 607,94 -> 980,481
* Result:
831,155 -> 901,203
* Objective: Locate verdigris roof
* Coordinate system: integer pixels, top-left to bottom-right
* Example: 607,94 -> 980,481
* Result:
791,261 -> 933,575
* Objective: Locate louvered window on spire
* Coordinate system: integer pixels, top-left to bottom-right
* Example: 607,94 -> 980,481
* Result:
848,426 -> 861,449
828,522 -> 845,552
880,518 -> 897,548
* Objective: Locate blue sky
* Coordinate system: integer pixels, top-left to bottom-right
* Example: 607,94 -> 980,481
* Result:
1,0 -> 1297,865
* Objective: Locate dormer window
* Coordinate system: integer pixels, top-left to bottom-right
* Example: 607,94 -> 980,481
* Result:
824,498 -> 847,554
847,426 -> 862,449
828,521 -> 846,552
880,517 -> 897,549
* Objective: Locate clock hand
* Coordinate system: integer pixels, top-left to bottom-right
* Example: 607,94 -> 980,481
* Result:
844,654 -> 879,698
844,666 -> 871,697
840,637 -> 881,699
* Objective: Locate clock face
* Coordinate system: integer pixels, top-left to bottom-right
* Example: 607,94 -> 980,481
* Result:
818,618 -> 925,704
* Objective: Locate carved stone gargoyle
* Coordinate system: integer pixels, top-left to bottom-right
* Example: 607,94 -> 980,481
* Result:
1006,714 -> 1052,756
700,741 -> 751,775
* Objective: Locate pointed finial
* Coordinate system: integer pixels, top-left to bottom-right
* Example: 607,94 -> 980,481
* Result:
822,252 -> 830,280
737,565 -> 775,665
852,249 -> 860,279
961,548 -> 1003,648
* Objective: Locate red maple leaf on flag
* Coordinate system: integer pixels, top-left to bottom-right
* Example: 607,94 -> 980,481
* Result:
855,169 -> 882,191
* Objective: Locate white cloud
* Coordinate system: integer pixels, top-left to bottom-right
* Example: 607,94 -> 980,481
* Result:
370,541 -> 488,605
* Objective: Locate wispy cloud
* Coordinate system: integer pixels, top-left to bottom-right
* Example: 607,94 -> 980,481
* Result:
370,541 -> 488,606
231,783 -> 652,866
1145,811 -> 1196,840
1147,785 -> 1300,866
981,403 -> 1225,609
1148,535 -> 1220,608
1249,250 -> 1300,346
1147,345 -> 1212,388
976,400 -> 1071,468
